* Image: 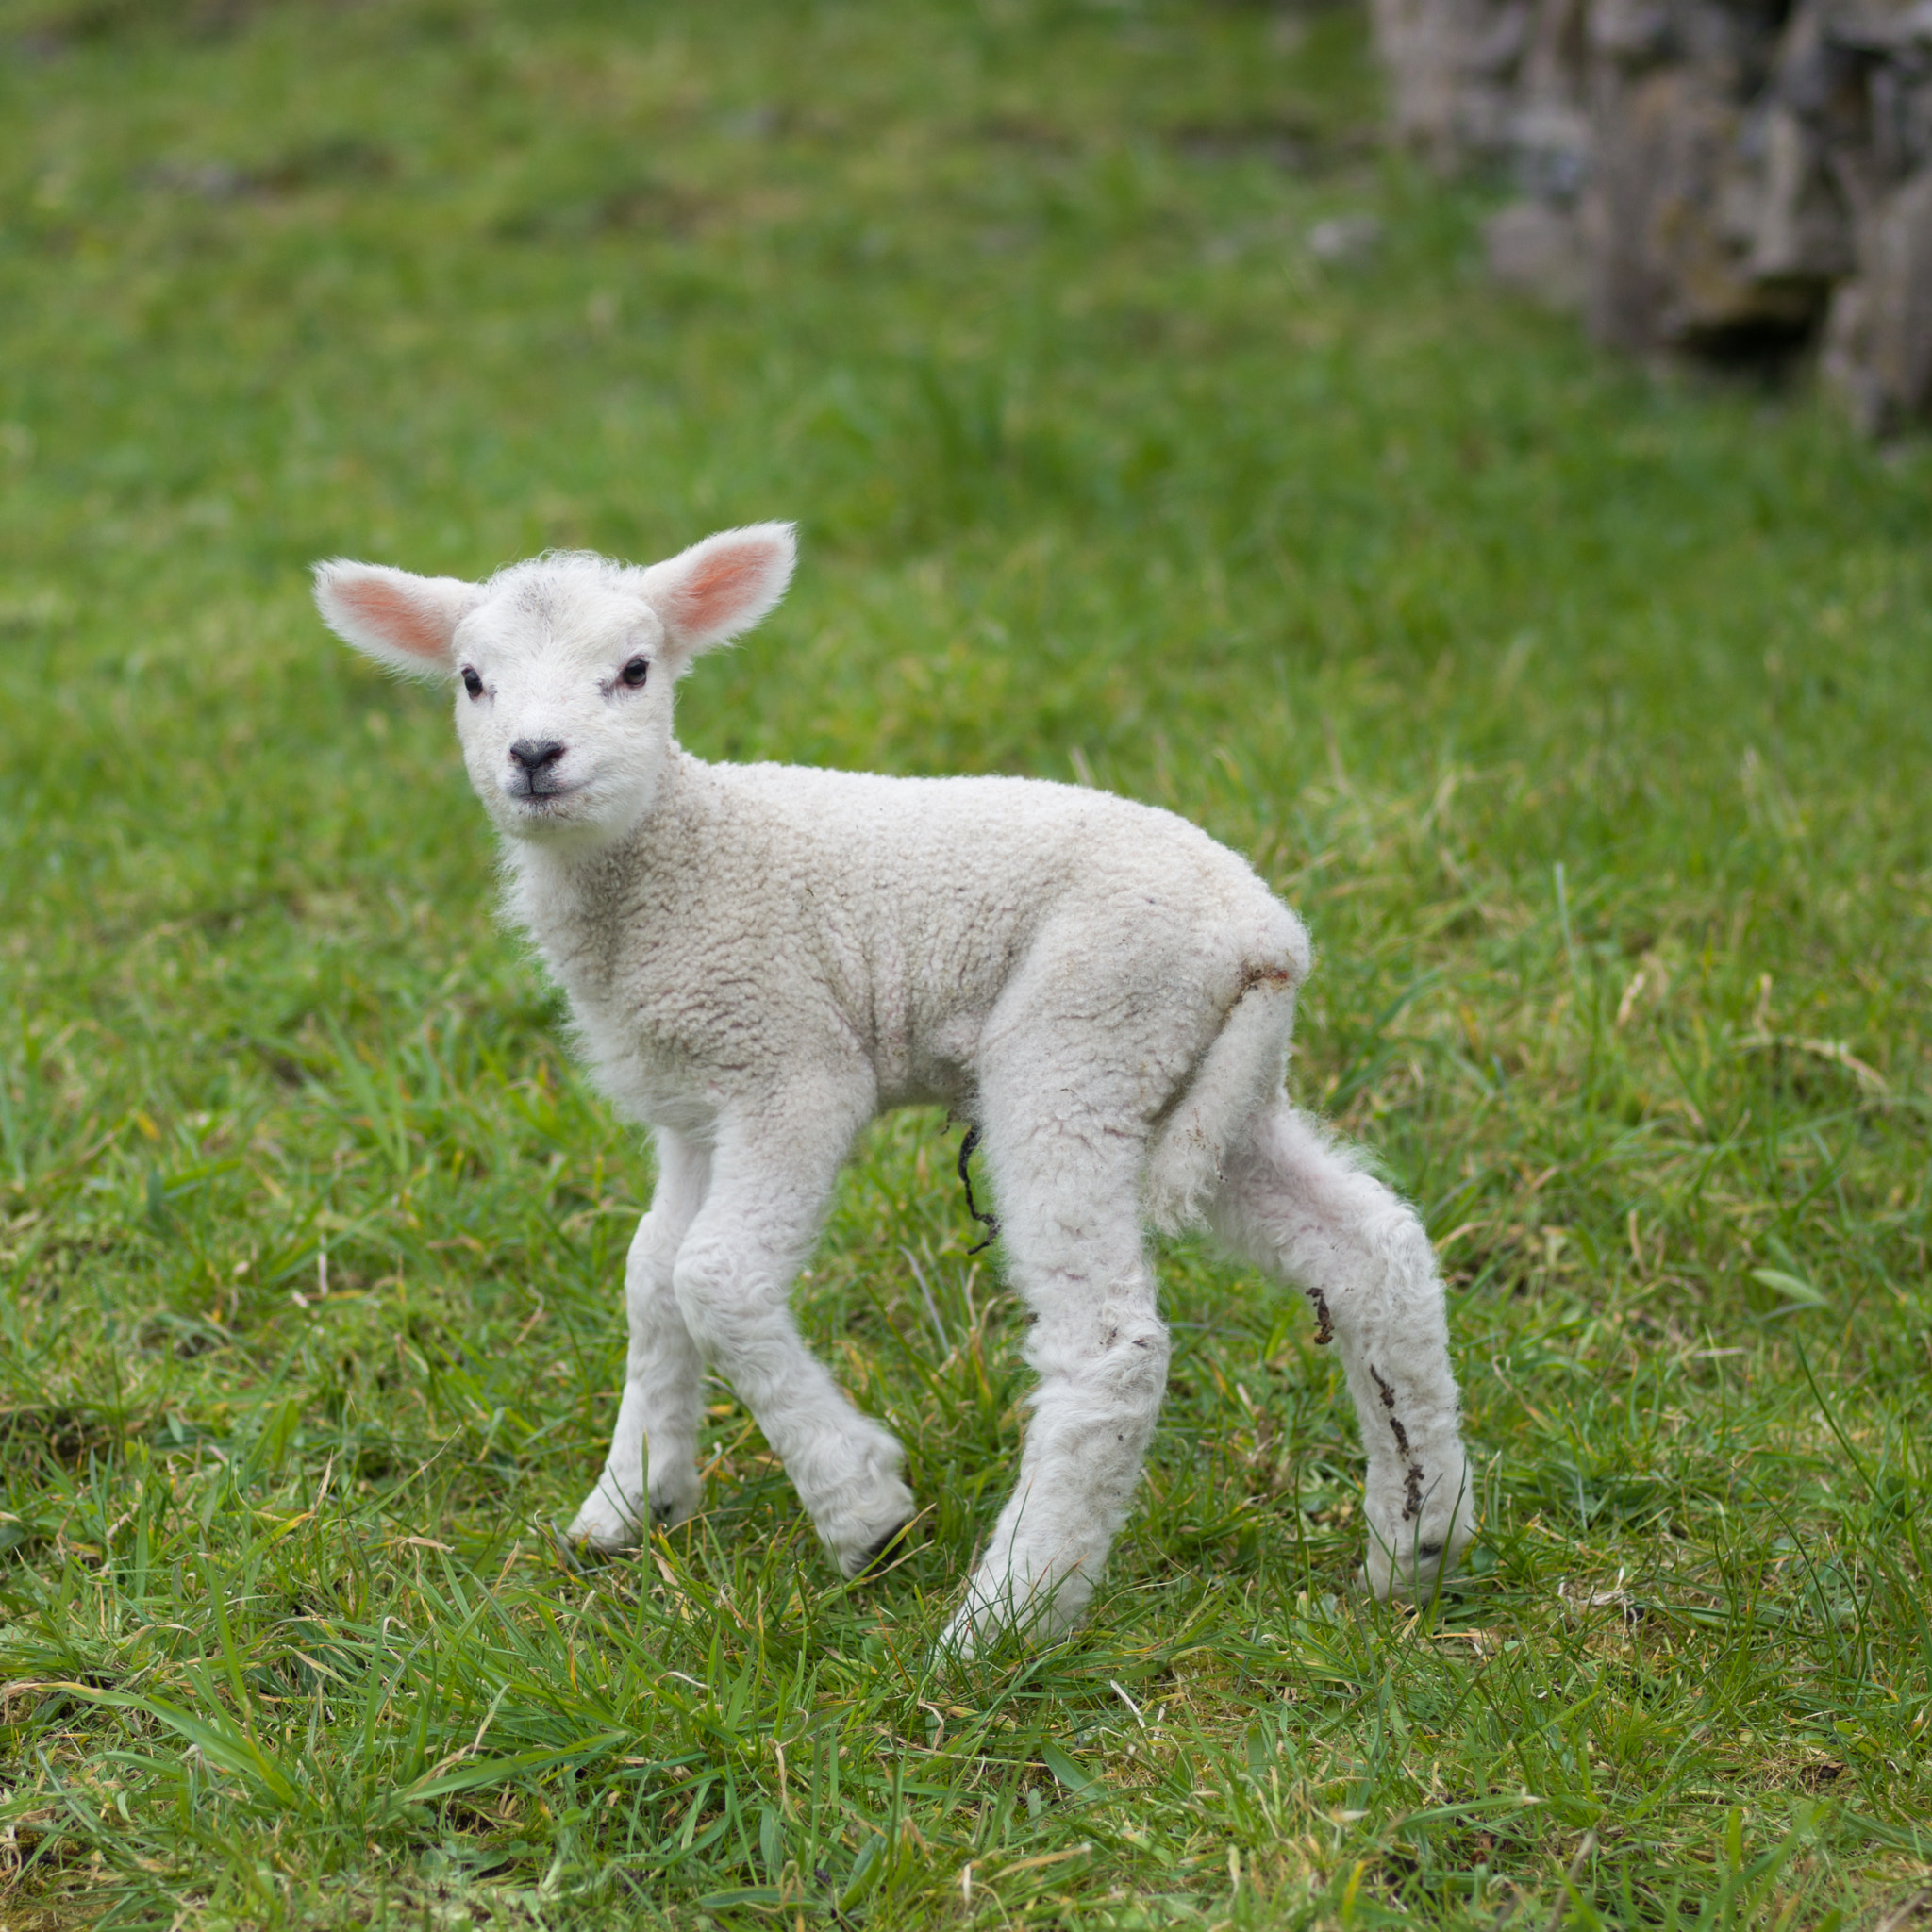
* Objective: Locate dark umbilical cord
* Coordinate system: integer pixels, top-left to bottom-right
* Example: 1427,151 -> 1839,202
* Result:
957,1125 -> 1000,1255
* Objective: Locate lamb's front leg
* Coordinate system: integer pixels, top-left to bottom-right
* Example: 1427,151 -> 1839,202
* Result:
1208,1100 -> 1474,1596
568,1131 -> 711,1549
670,1095 -> 915,1576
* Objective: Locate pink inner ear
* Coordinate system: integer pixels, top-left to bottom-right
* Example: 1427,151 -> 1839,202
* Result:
338,579 -> 452,659
670,542 -> 778,636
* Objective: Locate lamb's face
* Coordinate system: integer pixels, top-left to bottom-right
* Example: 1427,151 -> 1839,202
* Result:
450,571 -> 675,848
313,524 -> 796,855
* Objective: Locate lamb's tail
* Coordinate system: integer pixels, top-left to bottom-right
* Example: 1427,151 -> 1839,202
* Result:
1144,967 -> 1301,1236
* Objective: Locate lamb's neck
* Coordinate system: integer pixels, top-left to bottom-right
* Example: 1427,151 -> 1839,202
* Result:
500,747 -> 707,974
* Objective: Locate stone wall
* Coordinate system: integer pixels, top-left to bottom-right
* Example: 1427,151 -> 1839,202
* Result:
1372,0 -> 1932,429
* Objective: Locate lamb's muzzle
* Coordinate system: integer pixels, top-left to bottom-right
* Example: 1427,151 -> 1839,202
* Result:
313,523 -> 1477,1655
508,738 -> 569,798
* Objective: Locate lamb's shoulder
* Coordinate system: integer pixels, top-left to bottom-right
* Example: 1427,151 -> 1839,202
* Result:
503,767 -> 856,1126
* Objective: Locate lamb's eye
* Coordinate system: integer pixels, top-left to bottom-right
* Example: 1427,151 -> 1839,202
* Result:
620,656 -> 649,688
460,667 -> 484,699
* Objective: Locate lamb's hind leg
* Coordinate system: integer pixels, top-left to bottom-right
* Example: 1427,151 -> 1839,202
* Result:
568,1130 -> 711,1550
1208,1100 -> 1474,1596
941,1097 -> 1168,1655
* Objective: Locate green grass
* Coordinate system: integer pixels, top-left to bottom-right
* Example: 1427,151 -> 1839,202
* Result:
2,0 -> 1929,1925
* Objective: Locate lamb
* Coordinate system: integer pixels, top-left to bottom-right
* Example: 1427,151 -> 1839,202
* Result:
313,522 -> 1474,1652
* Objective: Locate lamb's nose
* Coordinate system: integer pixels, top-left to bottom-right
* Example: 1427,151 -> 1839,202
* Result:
508,739 -> 565,771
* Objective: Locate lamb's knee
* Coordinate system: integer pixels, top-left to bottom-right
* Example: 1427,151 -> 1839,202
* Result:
1029,1310 -> 1171,1408
1107,1321 -> 1171,1408
1366,1193 -> 1441,1293
625,1251 -> 679,1331
625,1215 -> 677,1288
669,1245 -> 770,1359
1220,1110 -> 1445,1313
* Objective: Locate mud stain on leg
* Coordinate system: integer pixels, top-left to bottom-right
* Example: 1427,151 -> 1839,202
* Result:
1371,1364 -> 1426,1521
1306,1286 -> 1334,1345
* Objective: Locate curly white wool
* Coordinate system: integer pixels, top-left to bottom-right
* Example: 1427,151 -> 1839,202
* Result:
314,524 -> 1474,1651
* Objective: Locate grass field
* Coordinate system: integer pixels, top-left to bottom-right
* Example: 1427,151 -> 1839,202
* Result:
2,0 -> 1930,1926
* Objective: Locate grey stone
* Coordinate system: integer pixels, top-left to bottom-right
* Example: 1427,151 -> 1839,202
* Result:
1486,197 -> 1592,303
1370,0 -> 1932,424
1307,214 -> 1388,263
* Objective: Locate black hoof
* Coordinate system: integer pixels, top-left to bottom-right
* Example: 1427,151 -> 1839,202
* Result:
858,1519 -> 917,1577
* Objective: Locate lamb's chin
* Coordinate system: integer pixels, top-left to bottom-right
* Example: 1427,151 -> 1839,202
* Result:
493,793 -> 637,856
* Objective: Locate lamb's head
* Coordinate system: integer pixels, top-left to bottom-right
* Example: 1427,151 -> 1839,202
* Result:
313,523 -> 795,850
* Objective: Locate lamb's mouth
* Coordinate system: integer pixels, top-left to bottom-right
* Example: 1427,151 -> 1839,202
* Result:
507,781 -> 578,807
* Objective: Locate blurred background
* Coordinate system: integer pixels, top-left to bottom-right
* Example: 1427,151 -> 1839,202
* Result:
1,2 -> 1928,1927
1383,0 -> 1932,433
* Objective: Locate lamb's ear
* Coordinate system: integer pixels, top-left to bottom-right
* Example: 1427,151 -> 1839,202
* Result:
636,522 -> 796,664
312,560 -> 481,682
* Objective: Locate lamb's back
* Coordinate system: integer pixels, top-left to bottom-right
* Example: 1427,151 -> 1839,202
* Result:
712,759 -> 1305,1053
718,758 -> 1272,941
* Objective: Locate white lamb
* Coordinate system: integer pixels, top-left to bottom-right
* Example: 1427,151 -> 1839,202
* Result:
313,523 -> 1474,1651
